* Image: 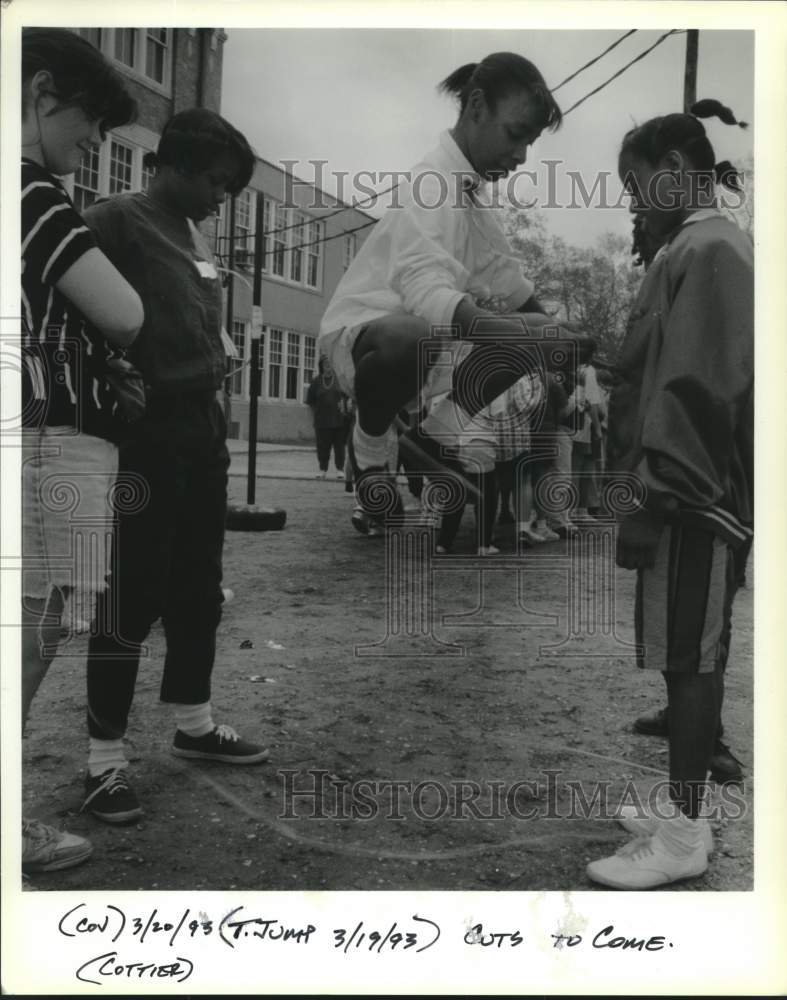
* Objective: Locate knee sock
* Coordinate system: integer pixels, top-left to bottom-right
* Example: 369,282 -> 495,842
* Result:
352,423 -> 390,470
88,738 -> 127,777
174,701 -> 214,737
665,668 -> 721,819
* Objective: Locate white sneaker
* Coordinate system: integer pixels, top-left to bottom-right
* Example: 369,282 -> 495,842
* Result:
22,818 -> 93,873
316,470 -> 327,480
478,545 -> 500,556
335,471 -> 345,480
519,524 -> 548,545
587,825 -> 708,889
534,521 -> 560,542
617,805 -> 714,856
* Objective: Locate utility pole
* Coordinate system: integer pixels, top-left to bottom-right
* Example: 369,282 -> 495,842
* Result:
247,194 -> 264,504
223,194 -> 236,430
684,29 -> 699,112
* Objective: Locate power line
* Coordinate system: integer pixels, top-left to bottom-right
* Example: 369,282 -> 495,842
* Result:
215,180 -> 398,243
552,29 -> 638,92
561,29 -> 681,117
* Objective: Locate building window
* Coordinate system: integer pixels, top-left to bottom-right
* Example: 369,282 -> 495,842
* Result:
228,320 -> 248,396
140,157 -> 156,193
272,205 -> 288,278
73,143 -> 101,212
342,232 -> 356,270
268,328 -> 283,399
145,28 -> 168,84
306,220 -> 323,288
114,28 -> 136,67
262,199 -> 272,273
289,212 -> 305,284
109,140 -> 134,194
285,332 -> 301,401
303,336 -> 317,402
233,190 -> 253,265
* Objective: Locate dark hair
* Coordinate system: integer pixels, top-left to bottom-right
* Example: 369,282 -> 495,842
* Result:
143,108 -> 256,195
439,52 -> 562,131
620,99 -> 748,192
22,27 -> 136,135
631,214 -> 663,269
579,336 -> 598,364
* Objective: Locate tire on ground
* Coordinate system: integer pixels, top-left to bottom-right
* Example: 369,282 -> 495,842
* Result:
225,504 -> 287,532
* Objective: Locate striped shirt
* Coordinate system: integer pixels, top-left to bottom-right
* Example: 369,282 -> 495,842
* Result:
21,158 -> 123,441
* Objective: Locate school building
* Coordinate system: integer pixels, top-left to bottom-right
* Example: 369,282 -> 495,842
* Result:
63,26 -> 376,444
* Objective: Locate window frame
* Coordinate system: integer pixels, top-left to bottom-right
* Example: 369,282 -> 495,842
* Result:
76,27 -> 173,96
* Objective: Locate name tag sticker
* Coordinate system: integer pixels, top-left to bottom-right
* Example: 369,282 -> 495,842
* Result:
194,259 -> 218,279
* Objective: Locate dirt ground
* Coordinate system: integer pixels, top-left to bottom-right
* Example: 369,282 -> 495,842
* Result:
22,466 -> 754,892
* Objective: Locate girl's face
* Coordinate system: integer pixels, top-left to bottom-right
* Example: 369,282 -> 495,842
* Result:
23,76 -> 104,176
466,89 -> 544,181
169,151 -> 242,221
618,150 -> 686,240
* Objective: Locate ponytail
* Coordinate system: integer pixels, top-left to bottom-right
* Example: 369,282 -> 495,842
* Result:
690,99 -> 748,129
437,51 -> 562,130
438,63 -> 478,101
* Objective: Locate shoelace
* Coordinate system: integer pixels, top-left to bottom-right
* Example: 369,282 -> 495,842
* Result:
616,836 -> 655,861
214,724 -> 240,744
22,818 -> 58,848
81,767 -> 130,811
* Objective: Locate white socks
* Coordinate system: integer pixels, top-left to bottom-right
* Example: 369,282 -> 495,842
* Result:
658,808 -> 706,854
421,397 -> 474,444
88,738 -> 127,777
174,702 -> 214,738
352,424 -> 390,470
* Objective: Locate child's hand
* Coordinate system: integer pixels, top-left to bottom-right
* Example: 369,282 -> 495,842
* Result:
616,509 -> 665,570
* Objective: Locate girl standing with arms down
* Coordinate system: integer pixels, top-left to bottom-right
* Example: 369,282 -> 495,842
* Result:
587,102 -> 753,889
20,28 -> 142,872
83,110 -> 268,825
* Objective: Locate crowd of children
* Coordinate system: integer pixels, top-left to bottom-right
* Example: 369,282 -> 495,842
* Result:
19,33 -> 752,891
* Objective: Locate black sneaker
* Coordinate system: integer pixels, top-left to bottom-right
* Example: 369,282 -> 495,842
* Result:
709,739 -> 745,785
83,767 -> 143,824
172,724 -> 269,764
634,706 -> 727,742
633,705 -> 670,737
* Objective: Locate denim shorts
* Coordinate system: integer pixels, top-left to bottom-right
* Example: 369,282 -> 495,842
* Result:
22,426 -> 118,622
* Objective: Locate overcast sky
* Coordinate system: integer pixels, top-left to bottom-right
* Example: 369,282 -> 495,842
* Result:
221,28 -> 753,248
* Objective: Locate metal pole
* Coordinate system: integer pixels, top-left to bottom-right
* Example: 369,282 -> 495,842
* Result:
247,193 -> 265,504
224,193 -> 236,430
684,29 -> 699,113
